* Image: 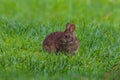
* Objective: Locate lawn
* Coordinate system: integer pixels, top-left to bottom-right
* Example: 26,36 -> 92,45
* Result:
0,0 -> 120,80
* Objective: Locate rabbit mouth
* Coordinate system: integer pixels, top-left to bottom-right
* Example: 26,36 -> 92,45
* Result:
60,40 -> 74,45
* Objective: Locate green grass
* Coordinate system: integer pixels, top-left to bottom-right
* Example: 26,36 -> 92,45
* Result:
0,0 -> 120,80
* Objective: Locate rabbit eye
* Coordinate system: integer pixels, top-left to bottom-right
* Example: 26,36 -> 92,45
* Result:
65,35 -> 68,38
64,34 -> 70,39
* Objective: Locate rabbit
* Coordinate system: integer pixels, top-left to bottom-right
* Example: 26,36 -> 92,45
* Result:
42,23 -> 79,55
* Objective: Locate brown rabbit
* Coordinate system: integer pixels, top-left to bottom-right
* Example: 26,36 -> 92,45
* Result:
42,23 -> 79,55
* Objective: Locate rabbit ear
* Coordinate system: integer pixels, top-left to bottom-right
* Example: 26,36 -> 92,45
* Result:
66,23 -> 71,30
70,24 -> 75,32
65,23 -> 75,32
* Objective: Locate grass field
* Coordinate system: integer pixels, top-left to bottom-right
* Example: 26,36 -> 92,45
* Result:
0,0 -> 120,80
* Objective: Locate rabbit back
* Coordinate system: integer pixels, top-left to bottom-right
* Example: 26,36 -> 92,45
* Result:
42,32 -> 63,53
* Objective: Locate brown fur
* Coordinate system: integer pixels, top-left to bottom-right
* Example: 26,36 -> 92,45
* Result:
42,23 -> 79,55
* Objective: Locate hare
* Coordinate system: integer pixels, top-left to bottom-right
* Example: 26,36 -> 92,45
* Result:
42,23 -> 79,55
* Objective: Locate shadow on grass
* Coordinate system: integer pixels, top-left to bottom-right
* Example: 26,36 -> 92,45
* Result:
103,62 -> 120,80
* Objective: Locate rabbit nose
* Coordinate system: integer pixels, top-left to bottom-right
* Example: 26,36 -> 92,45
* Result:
67,36 -> 70,39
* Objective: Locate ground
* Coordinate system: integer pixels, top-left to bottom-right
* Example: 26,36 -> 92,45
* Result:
0,0 -> 120,80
